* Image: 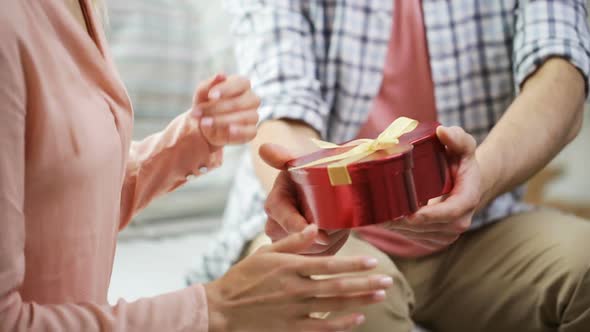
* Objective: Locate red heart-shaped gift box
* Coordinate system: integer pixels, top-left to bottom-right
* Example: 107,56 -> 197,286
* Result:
287,122 -> 453,229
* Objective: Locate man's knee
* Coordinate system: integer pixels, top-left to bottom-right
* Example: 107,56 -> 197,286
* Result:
337,236 -> 413,296
550,227 -> 590,328
334,236 -> 415,331
533,212 -> 590,283
525,211 -> 590,328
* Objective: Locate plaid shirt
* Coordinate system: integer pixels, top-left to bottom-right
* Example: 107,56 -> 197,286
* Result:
188,0 -> 590,283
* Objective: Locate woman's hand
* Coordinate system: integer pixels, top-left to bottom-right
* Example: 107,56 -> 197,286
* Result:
191,74 -> 261,148
204,225 -> 392,332
380,126 -> 481,250
260,144 -> 351,255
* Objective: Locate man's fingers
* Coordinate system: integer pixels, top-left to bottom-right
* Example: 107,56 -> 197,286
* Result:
301,231 -> 350,256
411,195 -> 471,225
412,239 -> 444,250
266,218 -> 290,241
267,224 -> 318,254
388,221 -> 456,233
207,75 -> 251,100
436,126 -> 477,156
402,126 -> 480,226
265,172 -> 339,251
266,219 -> 337,253
264,172 -> 309,232
316,229 -> 348,248
267,220 -> 349,255
410,162 -> 480,225
314,233 -> 351,256
296,256 -> 378,277
316,229 -> 337,246
259,143 -> 297,171
393,229 -> 459,246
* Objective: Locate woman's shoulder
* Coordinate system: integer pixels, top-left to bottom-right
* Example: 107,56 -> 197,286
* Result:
0,1 -> 50,65
0,0 -> 27,47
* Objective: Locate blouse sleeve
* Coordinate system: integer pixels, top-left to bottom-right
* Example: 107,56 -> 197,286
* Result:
119,111 -> 223,229
0,12 -> 210,332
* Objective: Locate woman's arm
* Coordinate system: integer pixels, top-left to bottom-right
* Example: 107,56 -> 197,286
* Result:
119,108 -> 223,228
119,75 -> 260,228
0,22 -> 210,331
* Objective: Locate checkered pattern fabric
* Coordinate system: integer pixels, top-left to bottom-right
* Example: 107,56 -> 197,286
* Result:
187,0 -> 590,283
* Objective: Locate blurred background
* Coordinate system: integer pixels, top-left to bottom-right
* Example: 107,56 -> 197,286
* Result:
106,0 -> 590,304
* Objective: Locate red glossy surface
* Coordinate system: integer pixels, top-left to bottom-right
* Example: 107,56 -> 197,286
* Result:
287,122 -> 452,229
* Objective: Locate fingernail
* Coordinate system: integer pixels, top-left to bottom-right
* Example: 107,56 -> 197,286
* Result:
315,233 -> 331,245
363,257 -> 378,268
355,315 -> 365,325
378,276 -> 393,287
373,290 -> 386,300
229,125 -> 239,136
201,117 -> 213,127
208,89 -> 221,100
302,224 -> 317,237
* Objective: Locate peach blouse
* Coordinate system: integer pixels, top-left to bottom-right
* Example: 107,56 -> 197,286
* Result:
0,1 -> 219,330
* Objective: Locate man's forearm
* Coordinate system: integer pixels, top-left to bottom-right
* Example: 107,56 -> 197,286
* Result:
251,119 -> 320,192
476,58 -> 586,207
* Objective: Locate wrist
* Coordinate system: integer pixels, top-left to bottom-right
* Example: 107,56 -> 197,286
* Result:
204,281 -> 228,332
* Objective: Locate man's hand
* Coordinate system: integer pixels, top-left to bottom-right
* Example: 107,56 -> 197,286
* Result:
191,74 -> 260,148
260,144 -> 351,255
261,125 -> 481,253
380,126 -> 481,250
383,59 -> 585,252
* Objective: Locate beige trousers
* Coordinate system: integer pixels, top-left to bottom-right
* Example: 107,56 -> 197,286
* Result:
246,209 -> 590,331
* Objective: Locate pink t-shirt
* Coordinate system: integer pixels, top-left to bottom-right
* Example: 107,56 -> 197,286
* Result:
355,0 -> 443,258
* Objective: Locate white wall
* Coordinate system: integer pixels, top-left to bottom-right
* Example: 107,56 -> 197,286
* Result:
543,108 -> 590,203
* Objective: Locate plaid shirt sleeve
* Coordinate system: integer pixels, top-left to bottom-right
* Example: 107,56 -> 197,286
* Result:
226,0 -> 330,137
513,0 -> 590,94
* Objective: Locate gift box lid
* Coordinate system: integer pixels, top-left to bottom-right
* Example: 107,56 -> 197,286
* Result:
288,122 -> 440,185
288,143 -> 413,182
398,121 -> 440,147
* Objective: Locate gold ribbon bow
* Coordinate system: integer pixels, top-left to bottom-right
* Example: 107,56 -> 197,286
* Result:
291,117 -> 419,186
